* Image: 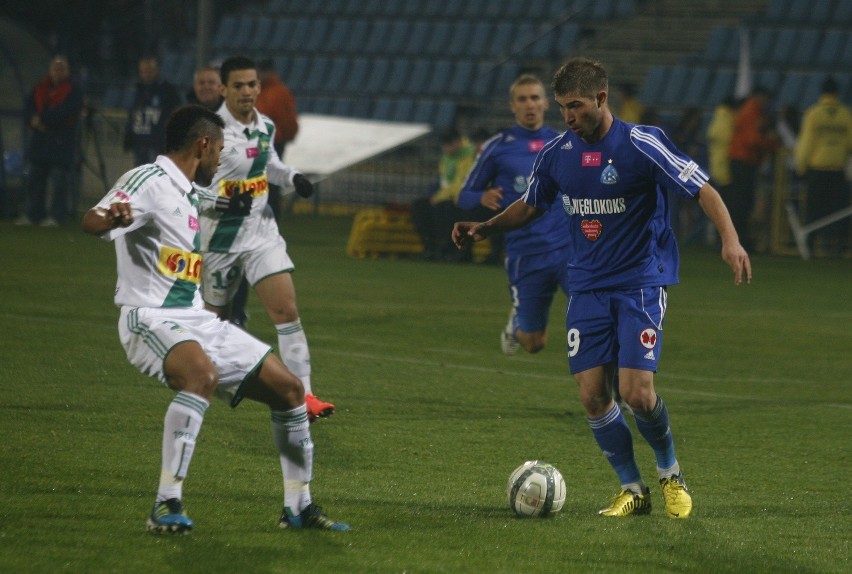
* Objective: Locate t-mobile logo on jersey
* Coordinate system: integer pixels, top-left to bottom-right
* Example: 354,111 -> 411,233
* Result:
582,152 -> 601,166
528,140 -> 544,153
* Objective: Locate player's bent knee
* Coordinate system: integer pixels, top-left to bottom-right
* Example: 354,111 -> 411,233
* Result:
244,355 -> 306,410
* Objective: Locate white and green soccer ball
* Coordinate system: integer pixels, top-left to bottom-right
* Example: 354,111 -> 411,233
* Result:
507,460 -> 566,517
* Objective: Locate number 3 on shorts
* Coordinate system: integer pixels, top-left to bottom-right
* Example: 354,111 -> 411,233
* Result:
567,328 -> 580,357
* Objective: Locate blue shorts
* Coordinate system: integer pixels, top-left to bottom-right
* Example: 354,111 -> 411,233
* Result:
505,244 -> 571,333
565,287 -> 667,374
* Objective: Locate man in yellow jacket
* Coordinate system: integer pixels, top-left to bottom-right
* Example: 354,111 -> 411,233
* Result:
795,77 -> 852,256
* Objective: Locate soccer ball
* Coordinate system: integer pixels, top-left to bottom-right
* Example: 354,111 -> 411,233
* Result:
507,460 -> 566,517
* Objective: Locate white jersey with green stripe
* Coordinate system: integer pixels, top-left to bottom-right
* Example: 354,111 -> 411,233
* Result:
196,103 -> 298,253
95,156 -> 204,309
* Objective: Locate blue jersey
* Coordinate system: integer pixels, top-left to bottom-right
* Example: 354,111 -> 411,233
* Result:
523,119 -> 708,292
459,124 -> 567,257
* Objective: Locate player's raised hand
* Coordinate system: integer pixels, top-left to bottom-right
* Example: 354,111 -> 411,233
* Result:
452,221 -> 487,249
107,202 -> 134,227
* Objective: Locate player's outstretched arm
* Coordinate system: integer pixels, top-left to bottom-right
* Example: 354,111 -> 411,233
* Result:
82,203 -> 134,236
452,199 -> 541,250
697,183 -> 752,285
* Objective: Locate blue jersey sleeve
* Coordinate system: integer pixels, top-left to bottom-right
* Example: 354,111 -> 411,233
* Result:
629,125 -> 708,199
458,134 -> 501,211
522,135 -> 565,210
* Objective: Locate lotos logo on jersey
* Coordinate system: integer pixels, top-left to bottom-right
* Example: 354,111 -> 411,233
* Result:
528,140 -> 544,153
157,246 -> 203,284
639,328 -> 657,349
581,219 -> 602,241
582,152 -> 601,166
218,174 -> 269,199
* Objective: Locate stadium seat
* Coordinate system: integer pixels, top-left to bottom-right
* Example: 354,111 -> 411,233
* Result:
230,14 -> 256,51
488,23 -> 515,58
658,64 -> 690,106
789,29 -> 823,69
590,0 -> 616,20
447,60 -> 475,97
768,29 -> 800,69
302,57 -> 330,92
703,26 -> 735,64
385,21 -> 413,54
342,20 -> 370,55
364,58 -> 391,94
754,69 -> 782,94
807,0 -> 835,26
343,58 -> 370,93
213,15 -> 237,51
681,66 -> 713,108
703,69 -> 736,107
413,100 -> 436,124
364,19 -> 392,54
426,60 -> 454,97
835,1 -> 852,25
639,65 -> 669,105
494,62 -> 521,95
324,20 -> 352,54
446,22 -> 474,57
427,22 -> 453,56
750,28 -> 778,67
764,0 -> 792,23
468,22 -> 494,58
331,98 -> 353,117
405,60 -> 434,96
799,72 -> 828,106
614,0 -> 637,19
286,56 -> 310,88
404,21 -> 432,57
553,23 -> 581,57
841,33 -> 852,70
432,101 -> 458,129
373,98 -> 396,121
470,62 -> 497,98
401,0 -> 427,18
394,99 -> 416,122
267,18 -> 294,52
814,30 -> 847,71
323,58 -> 351,93
386,59 -> 411,95
311,96 -> 334,115
776,71 -> 810,106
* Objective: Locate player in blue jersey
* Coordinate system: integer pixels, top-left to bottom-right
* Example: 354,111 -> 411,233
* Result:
459,74 -> 566,356
453,58 -> 751,518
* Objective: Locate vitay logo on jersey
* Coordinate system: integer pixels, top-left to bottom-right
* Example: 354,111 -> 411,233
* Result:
218,174 -> 269,199
157,246 -> 202,284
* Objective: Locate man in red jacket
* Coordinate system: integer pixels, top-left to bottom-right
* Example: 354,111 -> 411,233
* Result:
17,55 -> 83,226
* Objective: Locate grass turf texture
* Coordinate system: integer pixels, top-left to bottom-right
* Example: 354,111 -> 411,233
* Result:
0,215 -> 849,573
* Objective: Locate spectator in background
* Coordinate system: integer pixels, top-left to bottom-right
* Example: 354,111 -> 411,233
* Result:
123,55 -> 182,165
256,59 -> 299,221
411,127 -> 476,262
186,66 -> 223,110
671,107 -> 707,243
706,96 -> 737,246
727,86 -> 778,252
613,82 -> 644,124
795,77 -> 852,256
16,55 -> 83,227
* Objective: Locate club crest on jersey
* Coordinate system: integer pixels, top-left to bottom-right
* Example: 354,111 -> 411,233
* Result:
582,152 -> 601,166
581,219 -> 602,241
640,328 -> 657,349
528,140 -> 544,153
601,160 -> 619,185
514,175 -> 529,192
246,147 -> 259,158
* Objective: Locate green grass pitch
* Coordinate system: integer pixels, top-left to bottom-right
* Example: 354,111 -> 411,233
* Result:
1,215 -> 849,573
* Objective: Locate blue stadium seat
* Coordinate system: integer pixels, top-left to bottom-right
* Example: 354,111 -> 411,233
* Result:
446,22 -> 474,57
495,62 -> 521,94
302,57 -> 330,92
750,28 -> 778,67
427,22 -> 453,56
349,97 -> 372,118
703,26 -> 735,64
786,0 -> 812,23
658,65 -> 690,106
373,98 -> 395,120
814,30 -> 847,71
841,33 -> 852,70
311,96 -> 334,115
754,69 -> 782,94
639,65 -> 669,105
405,60 -> 434,96
427,60 -> 454,97
807,0 -> 835,25
776,71 -> 810,106
470,62 -> 497,98
401,0 -> 427,18
247,16 -> 274,52
230,14 -> 256,52
488,23 -> 515,58
288,18 -> 319,52
341,19 -> 370,54
323,58 -> 351,93
468,22 -> 494,58
364,58 -> 391,94
614,0 -> 637,19
590,0 -> 616,20
447,60 -> 475,97
836,1 -> 852,25
413,100 -> 436,124
553,23 -> 580,57
343,58 -> 371,93
799,73 -> 829,106
405,22 -> 433,56
364,19 -> 391,54
789,29 -> 823,69
485,0 -> 509,19
461,0 -> 491,19
394,98 -> 416,122
331,98 -> 353,117
523,25 -> 555,60
286,56 -> 310,88
703,69 -> 736,107
432,100 -> 458,129
681,66 -> 713,108
213,15 -> 238,51
764,0 -> 792,23
385,21 -> 412,54
324,20 -> 352,54
267,18 -> 293,52
386,59 -> 411,95
768,29 -> 800,69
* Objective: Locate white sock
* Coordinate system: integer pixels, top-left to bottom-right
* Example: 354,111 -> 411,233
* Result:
271,405 -> 313,515
657,461 -> 681,480
158,392 -> 208,502
276,320 -> 312,394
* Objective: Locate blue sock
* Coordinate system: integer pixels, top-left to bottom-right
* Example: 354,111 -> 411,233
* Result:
633,395 -> 676,471
589,403 -> 642,486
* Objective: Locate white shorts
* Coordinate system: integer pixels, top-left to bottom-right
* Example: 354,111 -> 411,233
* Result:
200,234 -> 294,307
118,306 -> 272,405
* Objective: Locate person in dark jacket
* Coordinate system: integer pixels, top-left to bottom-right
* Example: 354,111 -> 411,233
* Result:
16,55 -> 83,226
123,55 -> 182,166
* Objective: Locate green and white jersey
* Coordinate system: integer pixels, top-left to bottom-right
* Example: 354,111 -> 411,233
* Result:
96,156 -> 204,310
196,103 -> 297,253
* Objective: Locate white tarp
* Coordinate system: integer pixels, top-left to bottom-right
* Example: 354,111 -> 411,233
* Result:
282,113 -> 431,177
